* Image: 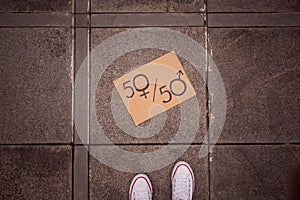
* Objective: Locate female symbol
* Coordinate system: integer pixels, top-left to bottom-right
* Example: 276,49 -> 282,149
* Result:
133,73 -> 150,99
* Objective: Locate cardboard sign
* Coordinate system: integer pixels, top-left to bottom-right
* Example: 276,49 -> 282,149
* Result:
113,51 -> 196,125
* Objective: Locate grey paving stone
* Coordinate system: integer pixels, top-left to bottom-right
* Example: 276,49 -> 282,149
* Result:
167,0 -> 205,12
90,27 -> 207,144
76,14 -> 89,27
0,28 -> 72,143
90,144 -> 208,199
210,145 -> 300,200
208,28 -> 300,143
91,13 -> 204,27
74,146 -> 89,200
91,0 -> 168,13
207,0 -> 300,12
0,0 -> 71,13
91,0 -> 204,13
0,145 -> 72,199
75,28 -> 89,74
0,13 -> 72,27
208,13 -> 300,27
76,0 -> 88,13
75,28 -> 89,144
290,164 -> 300,200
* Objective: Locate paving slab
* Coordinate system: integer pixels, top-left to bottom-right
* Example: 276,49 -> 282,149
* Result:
210,145 -> 300,200
0,145 -> 72,199
208,28 -> 300,143
91,0 -> 204,13
207,0 -> 300,13
208,13 -> 300,27
74,146 -> 89,200
0,28 -> 72,143
0,0 -> 72,13
89,27 -> 207,144
91,13 -> 204,27
0,13 -> 72,27
90,144 -> 208,199
76,0 -> 88,13
167,0 -> 205,12
74,28 -> 89,144
75,14 -> 89,28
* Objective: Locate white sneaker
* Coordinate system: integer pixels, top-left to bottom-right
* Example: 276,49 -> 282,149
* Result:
129,174 -> 153,200
171,161 -> 195,200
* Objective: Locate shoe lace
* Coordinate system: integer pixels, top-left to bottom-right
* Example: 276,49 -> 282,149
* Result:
135,190 -> 150,200
174,178 -> 190,200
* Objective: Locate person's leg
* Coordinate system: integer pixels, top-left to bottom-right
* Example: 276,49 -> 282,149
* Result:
129,174 -> 152,200
171,161 -> 195,200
